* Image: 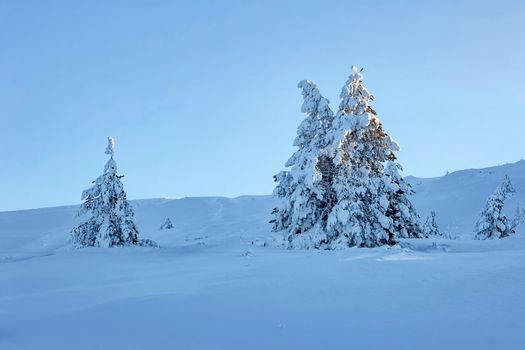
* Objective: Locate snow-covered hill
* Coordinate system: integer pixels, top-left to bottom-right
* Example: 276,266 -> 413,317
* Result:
1,161 -> 525,349
3,159 -> 525,256
407,159 -> 525,237
0,195 -> 275,257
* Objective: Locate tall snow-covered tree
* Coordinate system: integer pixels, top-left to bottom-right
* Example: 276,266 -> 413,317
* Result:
271,80 -> 334,248
384,161 -> 423,240
474,175 -> 515,240
325,66 -> 412,248
272,67 -> 423,249
423,211 -> 441,238
70,137 -> 153,248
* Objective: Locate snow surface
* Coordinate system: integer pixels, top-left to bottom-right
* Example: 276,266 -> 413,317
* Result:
1,161 -> 525,349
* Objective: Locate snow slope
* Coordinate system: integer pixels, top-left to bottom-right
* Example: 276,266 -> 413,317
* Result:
407,159 -> 525,237
1,161 -> 525,349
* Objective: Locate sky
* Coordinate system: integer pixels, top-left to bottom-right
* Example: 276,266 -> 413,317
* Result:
1,0 -> 524,211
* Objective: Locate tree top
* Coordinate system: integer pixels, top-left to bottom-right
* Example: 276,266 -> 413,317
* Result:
105,137 -> 115,157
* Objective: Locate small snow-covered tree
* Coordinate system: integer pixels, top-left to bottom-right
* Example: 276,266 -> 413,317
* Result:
510,205 -> 525,232
160,217 -> 174,230
384,161 -> 423,240
270,171 -> 294,232
423,211 -> 441,238
325,66 -> 400,248
474,175 -> 515,240
271,80 -> 334,248
70,137 -> 154,248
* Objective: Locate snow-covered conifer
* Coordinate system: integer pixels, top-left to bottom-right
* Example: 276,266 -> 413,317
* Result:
511,206 -> 525,232
384,161 -> 423,240
271,80 -> 334,248
273,67 -> 423,249
474,175 -> 515,240
70,137 -> 154,248
423,211 -> 441,237
326,66 -> 404,248
160,217 -> 174,230
270,171 -> 294,232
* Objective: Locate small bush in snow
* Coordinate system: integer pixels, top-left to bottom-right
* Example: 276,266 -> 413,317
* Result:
160,217 -> 174,230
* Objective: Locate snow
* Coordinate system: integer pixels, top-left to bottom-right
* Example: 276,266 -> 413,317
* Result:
2,162 -> 525,349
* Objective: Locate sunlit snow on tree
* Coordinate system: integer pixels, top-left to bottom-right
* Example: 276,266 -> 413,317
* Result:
273,67 -> 423,249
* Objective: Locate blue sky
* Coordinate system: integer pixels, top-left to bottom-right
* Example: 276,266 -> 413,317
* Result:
1,0 -> 524,211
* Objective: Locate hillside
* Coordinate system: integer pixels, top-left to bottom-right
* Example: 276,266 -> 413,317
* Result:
3,159 -> 525,256
407,159 -> 525,236
1,161 -> 525,349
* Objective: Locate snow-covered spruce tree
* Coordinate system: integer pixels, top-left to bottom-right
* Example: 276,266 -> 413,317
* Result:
325,66 -> 419,248
270,170 -> 294,233
510,206 -> 525,232
70,137 -> 156,248
423,211 -> 441,238
160,217 -> 174,230
384,161 -> 423,240
474,175 -> 515,240
271,80 -> 335,248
